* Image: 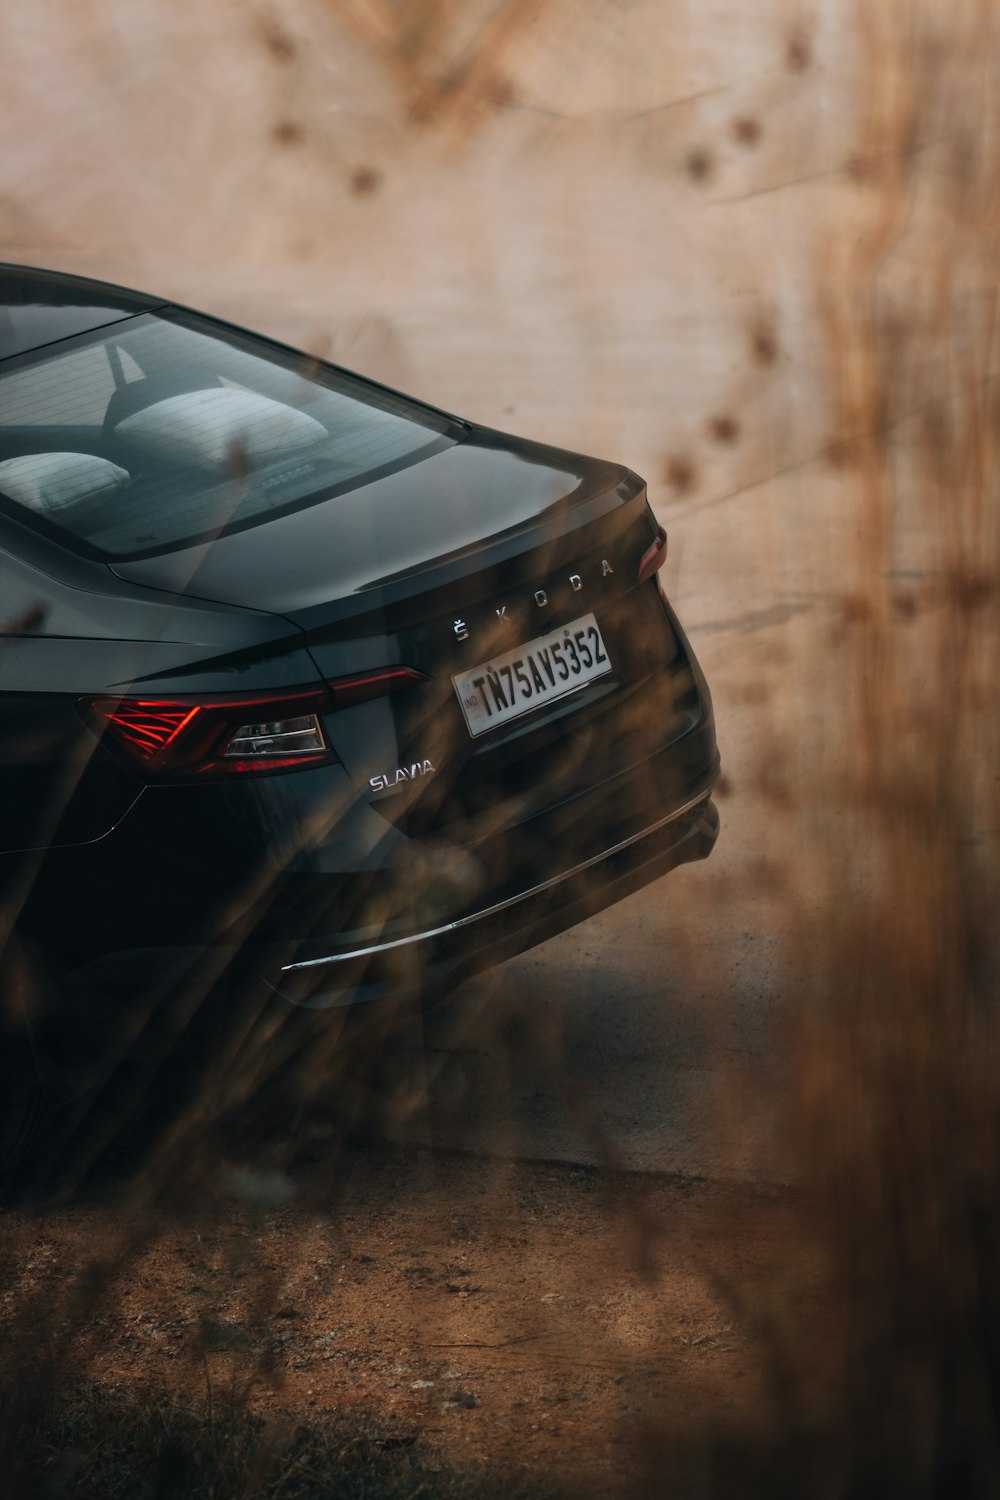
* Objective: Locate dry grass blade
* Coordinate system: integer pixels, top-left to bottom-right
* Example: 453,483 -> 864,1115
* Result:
2,1 -> 1000,1497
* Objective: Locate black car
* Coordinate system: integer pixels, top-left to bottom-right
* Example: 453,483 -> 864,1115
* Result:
0,265 -> 719,1162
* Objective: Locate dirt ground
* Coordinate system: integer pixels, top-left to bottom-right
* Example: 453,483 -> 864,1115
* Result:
1,1148 -> 822,1487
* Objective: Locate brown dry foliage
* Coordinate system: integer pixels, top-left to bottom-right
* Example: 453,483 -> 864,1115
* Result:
1,1 -> 1000,1496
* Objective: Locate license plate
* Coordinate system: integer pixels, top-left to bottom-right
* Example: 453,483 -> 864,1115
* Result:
452,612 -> 612,737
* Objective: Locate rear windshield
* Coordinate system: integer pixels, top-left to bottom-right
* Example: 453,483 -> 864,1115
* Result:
0,308 -> 460,559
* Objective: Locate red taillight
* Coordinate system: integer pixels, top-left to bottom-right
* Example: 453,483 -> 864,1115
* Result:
638,525 -> 668,584
329,667 -> 427,708
83,687 -> 334,779
97,702 -> 203,761
82,668 -> 427,781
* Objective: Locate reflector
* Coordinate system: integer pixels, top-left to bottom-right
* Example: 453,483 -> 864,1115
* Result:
638,526 -> 668,584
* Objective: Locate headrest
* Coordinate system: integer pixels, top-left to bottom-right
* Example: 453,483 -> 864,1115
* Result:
115,388 -> 327,474
0,451 -> 130,517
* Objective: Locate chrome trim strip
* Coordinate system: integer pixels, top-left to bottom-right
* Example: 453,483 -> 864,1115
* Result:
280,790 -> 711,973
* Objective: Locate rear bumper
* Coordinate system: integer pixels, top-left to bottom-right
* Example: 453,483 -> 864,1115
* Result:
45,785 -> 716,1023
49,691 -> 719,1000
15,595 -> 719,1011
267,790 -> 719,1008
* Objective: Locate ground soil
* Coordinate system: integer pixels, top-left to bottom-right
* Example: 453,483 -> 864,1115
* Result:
1,1146 -> 825,1488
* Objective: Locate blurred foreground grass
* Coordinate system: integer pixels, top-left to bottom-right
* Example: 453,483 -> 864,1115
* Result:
2,0 -> 1000,1496
648,2 -> 1000,1494
13,1386 -> 558,1500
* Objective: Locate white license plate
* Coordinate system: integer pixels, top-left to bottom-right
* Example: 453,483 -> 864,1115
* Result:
452,612 -> 612,737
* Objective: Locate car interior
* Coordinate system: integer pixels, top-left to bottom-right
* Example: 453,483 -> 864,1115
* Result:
0,313 -> 452,558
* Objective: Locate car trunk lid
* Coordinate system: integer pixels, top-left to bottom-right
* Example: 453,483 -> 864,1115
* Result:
109,427 -> 681,849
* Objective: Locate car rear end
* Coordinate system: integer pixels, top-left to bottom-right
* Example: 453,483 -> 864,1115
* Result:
0,287 -> 718,1036
262,449 -> 718,1007
82,434 -> 718,1011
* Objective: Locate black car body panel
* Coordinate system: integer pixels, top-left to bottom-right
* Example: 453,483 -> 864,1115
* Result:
0,265 -> 163,361
107,429 -> 634,611
0,264 -> 720,1068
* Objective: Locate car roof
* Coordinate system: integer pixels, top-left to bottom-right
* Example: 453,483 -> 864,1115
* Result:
0,264 -> 165,362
